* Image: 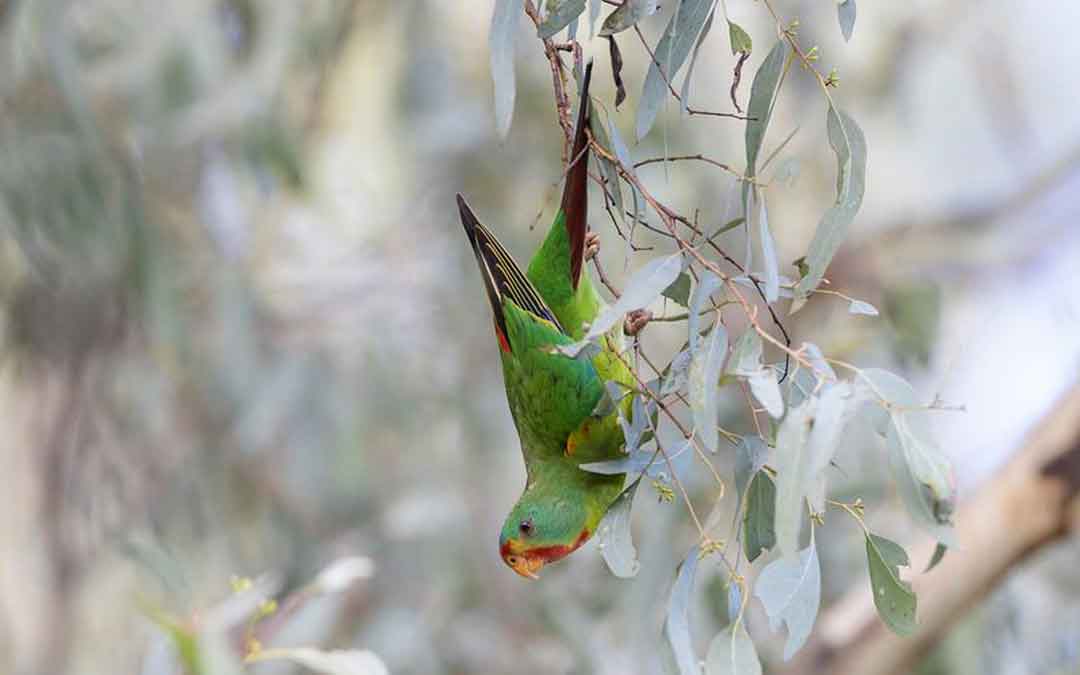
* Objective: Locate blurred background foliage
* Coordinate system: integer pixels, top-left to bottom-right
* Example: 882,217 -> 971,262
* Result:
1,1 -> 1079,674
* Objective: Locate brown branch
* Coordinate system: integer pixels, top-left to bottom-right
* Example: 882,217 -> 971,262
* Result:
632,26 -> 752,121
784,382 -> 1080,675
523,0 -> 575,162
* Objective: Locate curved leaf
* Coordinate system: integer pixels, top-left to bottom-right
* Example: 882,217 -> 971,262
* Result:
664,546 -> 703,675
587,252 -> 684,339
793,107 -> 867,304
866,533 -> 917,636
689,319 -> 728,452
489,0 -> 525,139
744,40 -> 788,178
705,624 -> 762,675
755,534 -> 821,660
636,0 -> 715,140
537,0 -> 586,38
599,0 -> 659,36
597,479 -> 642,578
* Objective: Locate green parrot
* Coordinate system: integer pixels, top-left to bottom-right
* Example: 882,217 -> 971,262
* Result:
457,61 -> 636,579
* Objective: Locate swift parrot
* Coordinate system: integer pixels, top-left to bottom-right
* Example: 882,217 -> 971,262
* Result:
457,61 -> 637,579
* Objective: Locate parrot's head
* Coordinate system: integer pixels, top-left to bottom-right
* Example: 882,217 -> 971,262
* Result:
498,493 -> 592,579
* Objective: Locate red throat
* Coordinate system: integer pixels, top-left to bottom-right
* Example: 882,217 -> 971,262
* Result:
502,527 -> 592,565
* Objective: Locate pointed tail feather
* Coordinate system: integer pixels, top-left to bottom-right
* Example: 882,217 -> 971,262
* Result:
457,194 -> 565,348
562,59 -> 593,291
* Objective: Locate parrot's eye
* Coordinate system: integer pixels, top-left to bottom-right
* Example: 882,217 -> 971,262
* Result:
519,519 -> 534,536
506,555 -> 520,566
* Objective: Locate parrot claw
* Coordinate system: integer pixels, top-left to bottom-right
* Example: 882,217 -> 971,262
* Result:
624,309 -> 653,336
584,231 -> 600,261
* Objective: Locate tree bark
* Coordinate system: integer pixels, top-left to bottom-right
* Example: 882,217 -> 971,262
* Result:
785,382 -> 1080,675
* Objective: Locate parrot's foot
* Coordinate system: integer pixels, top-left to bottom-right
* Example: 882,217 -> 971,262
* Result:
584,231 -> 600,261
624,309 -> 653,336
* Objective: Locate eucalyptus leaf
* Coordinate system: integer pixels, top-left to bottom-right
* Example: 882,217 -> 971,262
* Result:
636,0 -> 715,140
599,0 -> 659,36
728,20 -> 752,55
849,299 -> 879,316
743,471 -> 776,562
490,0 -> 525,139
705,624 -> 762,675
680,3 -> 716,116
587,252 -> 684,340
735,435 -> 769,501
665,546 -> 703,675
793,107 -> 867,303
253,648 -> 389,675
662,348 -> 693,396
689,320 -> 729,452
773,398 -> 813,557
924,542 -> 948,573
728,329 -> 763,377
857,369 -> 957,545
755,191 -> 779,303
589,0 -> 603,37
597,478 -> 642,578
664,272 -> 693,307
748,370 -> 784,419
754,534 -> 821,660
866,533 -> 917,636
553,338 -> 601,360
591,111 -> 624,226
744,40 -> 788,178
618,393 -> 650,453
689,271 -> 723,352
537,0 -> 586,38
838,0 -> 857,41
609,118 -> 643,227
804,382 -> 855,512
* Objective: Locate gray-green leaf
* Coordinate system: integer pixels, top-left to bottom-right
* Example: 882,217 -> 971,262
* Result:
665,545 -> 703,675
680,2 -> 716,116
755,190 -> 779,303
743,471 -> 776,562
589,0 -> 603,37
490,0 -> 525,139
866,533 -> 917,636
599,0 -> 659,36
838,0 -> 856,42
591,111 -> 624,226
705,624 -> 762,675
792,107 -> 867,304
587,252 -> 684,340
755,535 -> 821,660
728,20 -> 752,55
689,319 -> 729,452
924,542 -> 948,573
773,398 -> 813,556
735,435 -> 769,501
689,271 -> 723,352
848,299 -> 879,316
253,648 -> 389,675
744,40 -> 788,178
636,0 -> 715,140
664,272 -> 692,307
537,0 -> 586,38
597,479 -> 642,578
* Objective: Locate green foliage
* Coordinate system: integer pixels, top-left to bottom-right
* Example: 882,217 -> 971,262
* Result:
474,0 -> 953,667
743,471 -> 776,562
636,0 -> 716,140
866,533 -> 918,635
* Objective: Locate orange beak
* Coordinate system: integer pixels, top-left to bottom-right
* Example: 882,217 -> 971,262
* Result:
506,554 -> 545,580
